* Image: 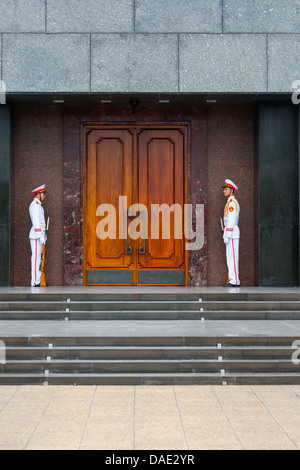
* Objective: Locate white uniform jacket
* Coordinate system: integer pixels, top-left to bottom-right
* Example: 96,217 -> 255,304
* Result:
29,198 -> 46,239
223,196 -> 240,240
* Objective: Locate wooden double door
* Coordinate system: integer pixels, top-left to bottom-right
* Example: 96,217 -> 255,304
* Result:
83,126 -> 187,285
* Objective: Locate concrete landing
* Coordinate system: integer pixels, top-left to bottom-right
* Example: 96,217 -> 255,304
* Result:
1,285 -> 300,342
2,286 -> 300,294
0,319 -> 300,338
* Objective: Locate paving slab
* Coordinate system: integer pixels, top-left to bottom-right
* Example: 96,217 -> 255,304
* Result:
0,384 -> 299,450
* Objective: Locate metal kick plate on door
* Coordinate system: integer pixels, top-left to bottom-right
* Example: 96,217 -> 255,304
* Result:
138,270 -> 185,284
86,270 -> 133,284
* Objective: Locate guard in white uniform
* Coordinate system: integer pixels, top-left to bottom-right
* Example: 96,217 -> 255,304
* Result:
29,184 -> 46,287
222,179 -> 240,287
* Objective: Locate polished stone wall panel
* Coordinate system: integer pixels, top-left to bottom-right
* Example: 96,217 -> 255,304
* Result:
224,0 -> 300,33
3,34 -> 90,92
207,105 -> 257,286
11,107 -> 64,286
11,104 -> 258,286
47,0 -> 134,33
91,34 -> 178,93
260,225 -> 298,287
179,34 -> 267,93
268,35 -> 300,93
0,106 -> 11,286
258,104 -> 299,287
135,0 -> 222,33
0,1 -> 299,92
0,0 -> 45,33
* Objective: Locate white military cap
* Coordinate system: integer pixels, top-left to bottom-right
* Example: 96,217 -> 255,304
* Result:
32,184 -> 46,194
223,179 -> 238,191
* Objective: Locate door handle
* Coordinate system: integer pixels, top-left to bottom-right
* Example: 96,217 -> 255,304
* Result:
139,209 -> 146,254
126,209 -> 132,254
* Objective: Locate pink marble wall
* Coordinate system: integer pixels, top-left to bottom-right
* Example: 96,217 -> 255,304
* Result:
11,104 -> 257,287
207,106 -> 257,286
11,106 -> 64,286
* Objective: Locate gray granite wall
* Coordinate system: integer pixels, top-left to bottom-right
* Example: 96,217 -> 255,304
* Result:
0,0 -> 299,93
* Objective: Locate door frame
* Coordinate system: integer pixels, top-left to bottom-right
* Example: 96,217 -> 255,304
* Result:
82,123 -> 189,286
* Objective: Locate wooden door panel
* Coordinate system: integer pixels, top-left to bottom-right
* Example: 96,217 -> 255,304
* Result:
84,126 -> 186,285
85,128 -> 134,271
137,128 -> 186,270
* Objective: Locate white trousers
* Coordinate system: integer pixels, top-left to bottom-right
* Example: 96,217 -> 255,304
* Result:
226,238 -> 240,286
30,238 -> 42,286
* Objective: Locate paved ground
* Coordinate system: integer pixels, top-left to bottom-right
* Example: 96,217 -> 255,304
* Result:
0,385 -> 300,450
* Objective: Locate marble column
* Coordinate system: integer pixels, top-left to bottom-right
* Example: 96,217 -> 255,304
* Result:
258,103 -> 299,286
0,106 -> 11,286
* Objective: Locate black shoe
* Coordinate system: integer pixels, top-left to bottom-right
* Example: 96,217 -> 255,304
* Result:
32,283 -> 40,287
223,283 -> 240,287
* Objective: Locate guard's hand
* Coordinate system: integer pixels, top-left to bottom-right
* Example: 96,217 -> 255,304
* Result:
224,237 -> 230,244
40,237 -> 46,246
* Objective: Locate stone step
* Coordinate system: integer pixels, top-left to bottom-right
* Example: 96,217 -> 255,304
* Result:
1,300 -> 300,312
0,335 -> 296,347
0,289 -> 300,385
2,301 -> 277,313
1,309 -> 300,320
2,291 -> 300,302
0,372 -> 300,385
0,301 -> 203,311
2,358 -> 299,374
4,345 -> 296,360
